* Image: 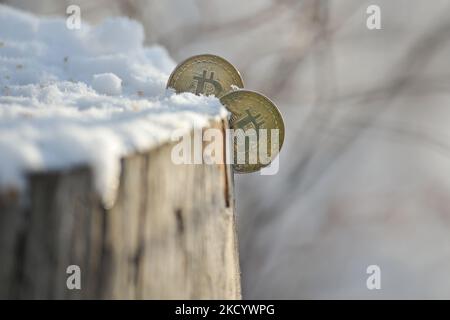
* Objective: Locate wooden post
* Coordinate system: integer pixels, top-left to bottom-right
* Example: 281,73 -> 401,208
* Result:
0,119 -> 241,299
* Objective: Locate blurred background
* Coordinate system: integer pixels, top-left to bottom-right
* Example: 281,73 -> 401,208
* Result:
3,0 -> 450,298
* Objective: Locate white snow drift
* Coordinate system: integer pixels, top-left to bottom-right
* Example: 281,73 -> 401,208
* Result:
0,5 -> 227,206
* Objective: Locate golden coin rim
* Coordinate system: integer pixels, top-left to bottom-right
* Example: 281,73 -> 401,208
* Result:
220,89 -> 285,174
166,54 -> 245,96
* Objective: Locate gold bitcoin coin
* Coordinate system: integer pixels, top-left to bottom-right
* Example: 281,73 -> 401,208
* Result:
167,54 -> 244,98
220,90 -> 285,173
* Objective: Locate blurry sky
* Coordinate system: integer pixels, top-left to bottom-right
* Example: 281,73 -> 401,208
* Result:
4,0 -> 450,298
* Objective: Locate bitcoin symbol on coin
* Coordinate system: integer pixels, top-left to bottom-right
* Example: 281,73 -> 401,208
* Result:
167,54 -> 244,98
234,109 -> 264,130
233,108 -> 265,135
193,70 -> 223,95
220,90 -> 285,173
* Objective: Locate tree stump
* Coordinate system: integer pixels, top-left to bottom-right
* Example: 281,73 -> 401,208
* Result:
0,119 -> 241,299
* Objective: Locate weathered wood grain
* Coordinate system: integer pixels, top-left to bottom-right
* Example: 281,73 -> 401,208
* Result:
0,119 -> 241,299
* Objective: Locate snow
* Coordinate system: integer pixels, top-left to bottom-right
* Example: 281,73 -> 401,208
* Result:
0,5 -> 227,207
92,73 -> 122,95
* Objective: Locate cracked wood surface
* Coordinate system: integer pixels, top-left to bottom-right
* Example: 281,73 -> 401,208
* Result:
0,119 -> 241,299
